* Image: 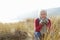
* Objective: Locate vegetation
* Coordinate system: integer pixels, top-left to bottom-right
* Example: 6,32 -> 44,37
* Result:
0,16 -> 60,40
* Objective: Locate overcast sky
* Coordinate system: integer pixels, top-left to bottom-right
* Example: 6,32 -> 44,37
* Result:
0,0 -> 60,23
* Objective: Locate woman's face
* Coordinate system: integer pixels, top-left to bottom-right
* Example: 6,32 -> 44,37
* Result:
40,11 -> 47,19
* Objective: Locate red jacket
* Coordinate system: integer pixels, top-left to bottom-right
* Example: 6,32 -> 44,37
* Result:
34,18 -> 51,32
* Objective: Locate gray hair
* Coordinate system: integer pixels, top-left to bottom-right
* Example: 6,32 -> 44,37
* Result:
40,10 -> 47,14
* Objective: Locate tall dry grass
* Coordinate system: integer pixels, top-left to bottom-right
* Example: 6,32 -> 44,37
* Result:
0,16 -> 60,40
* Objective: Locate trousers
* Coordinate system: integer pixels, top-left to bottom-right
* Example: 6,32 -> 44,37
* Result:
34,32 -> 41,40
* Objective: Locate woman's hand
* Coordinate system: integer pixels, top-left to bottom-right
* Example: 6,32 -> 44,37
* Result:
39,19 -> 48,25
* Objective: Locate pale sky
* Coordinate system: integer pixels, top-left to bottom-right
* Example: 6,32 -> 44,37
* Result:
0,0 -> 60,23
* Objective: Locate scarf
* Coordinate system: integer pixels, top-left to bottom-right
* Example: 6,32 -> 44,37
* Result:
39,17 -> 48,34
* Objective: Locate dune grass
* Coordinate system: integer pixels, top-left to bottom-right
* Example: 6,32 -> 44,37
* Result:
0,16 -> 60,40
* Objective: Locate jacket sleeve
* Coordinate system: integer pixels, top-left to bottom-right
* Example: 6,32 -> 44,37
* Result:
47,19 -> 51,29
34,18 -> 42,31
